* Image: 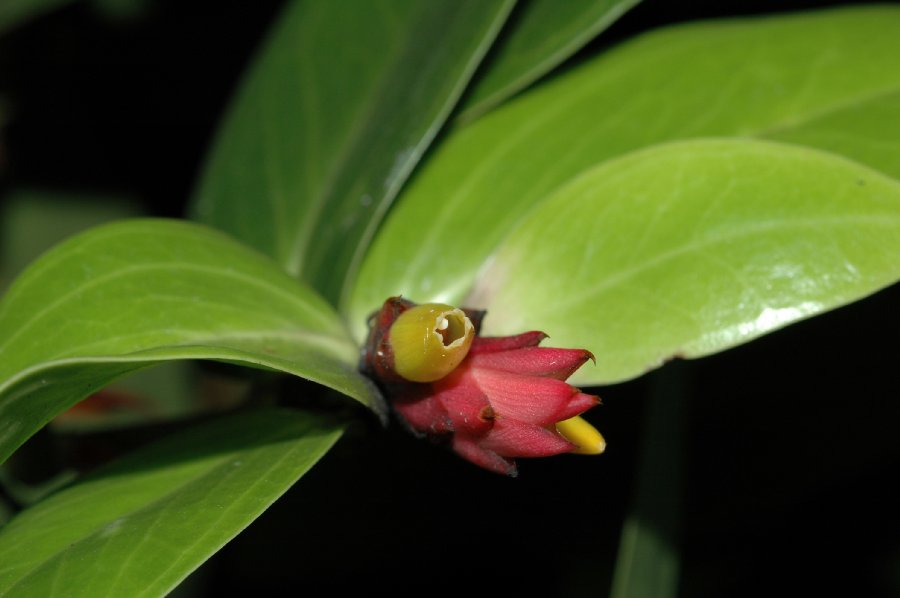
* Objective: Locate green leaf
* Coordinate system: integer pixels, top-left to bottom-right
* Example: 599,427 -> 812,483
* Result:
347,6 -> 900,339
0,0 -> 72,36
0,408 -> 342,597
466,139 -> 900,384
0,219 -> 382,466
1,189 -> 142,289
457,0 -> 641,124
765,89 -> 900,180
0,194 -> 205,428
192,0 -> 514,304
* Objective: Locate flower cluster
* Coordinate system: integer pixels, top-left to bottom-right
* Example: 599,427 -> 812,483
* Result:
362,297 -> 604,476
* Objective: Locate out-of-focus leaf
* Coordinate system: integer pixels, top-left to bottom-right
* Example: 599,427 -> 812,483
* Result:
192,0 -> 514,304
457,0 -> 641,124
0,409 -> 342,597
347,6 -> 900,339
0,192 -> 200,428
766,89 -> 900,180
466,139 -> 900,384
89,0 -> 150,21
0,219 -> 382,465
610,364 -> 686,598
0,0 -> 72,36
1,190 -> 142,289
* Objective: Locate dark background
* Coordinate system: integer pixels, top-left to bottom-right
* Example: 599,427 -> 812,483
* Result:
1,1 -> 898,596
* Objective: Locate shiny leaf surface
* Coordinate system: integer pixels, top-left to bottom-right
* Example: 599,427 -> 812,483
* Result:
0,409 -> 342,597
192,0 -> 514,303
348,6 -> 900,339
0,219 -> 382,465
457,0 -> 641,123
467,139 -> 900,384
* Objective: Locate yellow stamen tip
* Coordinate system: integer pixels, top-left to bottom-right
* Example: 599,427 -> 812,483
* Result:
556,416 -> 606,455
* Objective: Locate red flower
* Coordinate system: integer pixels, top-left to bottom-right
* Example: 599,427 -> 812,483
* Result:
362,298 -> 604,476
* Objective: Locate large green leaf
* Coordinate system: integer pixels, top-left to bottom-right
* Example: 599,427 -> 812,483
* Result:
192,0 -> 514,304
765,89 -> 900,179
0,408 -> 342,597
0,219 -> 382,465
457,0 -> 641,124
465,139 -> 900,384
0,192 -> 200,427
347,6 -> 900,338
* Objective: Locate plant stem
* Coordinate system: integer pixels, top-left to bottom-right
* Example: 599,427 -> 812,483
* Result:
610,360 -> 688,598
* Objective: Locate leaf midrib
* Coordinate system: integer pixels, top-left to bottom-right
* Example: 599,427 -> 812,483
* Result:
285,6 -> 412,278
755,84 -> 900,138
0,427 -> 340,595
383,57 -> 900,304
0,329 -> 358,404
0,262 -> 340,361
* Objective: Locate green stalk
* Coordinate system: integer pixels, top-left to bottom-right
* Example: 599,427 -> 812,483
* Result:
610,361 -> 688,598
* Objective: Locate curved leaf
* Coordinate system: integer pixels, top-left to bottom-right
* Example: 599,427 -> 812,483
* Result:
347,5 -> 900,338
1,189 -> 142,289
766,89 -> 900,179
192,0 -> 514,303
0,409 -> 342,597
466,139 -> 900,384
457,0 -> 641,124
0,219 -> 382,465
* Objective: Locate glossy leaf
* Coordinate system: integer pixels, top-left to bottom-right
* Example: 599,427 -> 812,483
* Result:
466,139 -> 900,384
0,192 -> 199,427
348,6 -> 900,339
192,0 -> 514,304
0,219 -> 382,465
457,0 -> 641,124
0,409 -> 343,596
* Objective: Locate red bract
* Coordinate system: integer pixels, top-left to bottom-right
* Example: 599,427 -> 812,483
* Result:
397,332 -> 598,475
362,297 -> 602,476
